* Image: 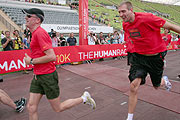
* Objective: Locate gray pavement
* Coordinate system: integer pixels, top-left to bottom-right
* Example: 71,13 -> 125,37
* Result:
0,50 -> 180,120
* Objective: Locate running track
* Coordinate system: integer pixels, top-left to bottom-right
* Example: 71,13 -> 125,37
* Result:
0,50 -> 180,120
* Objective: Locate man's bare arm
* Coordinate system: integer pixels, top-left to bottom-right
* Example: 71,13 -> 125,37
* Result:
163,21 -> 180,34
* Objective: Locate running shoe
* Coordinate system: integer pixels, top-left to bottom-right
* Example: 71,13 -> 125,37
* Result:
163,76 -> 172,91
81,91 -> 96,109
177,75 -> 180,79
15,97 -> 27,112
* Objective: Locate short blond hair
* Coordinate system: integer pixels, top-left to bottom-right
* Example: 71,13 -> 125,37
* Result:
119,1 -> 133,10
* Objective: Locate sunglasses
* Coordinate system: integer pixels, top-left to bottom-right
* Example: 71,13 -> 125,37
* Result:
26,14 -> 37,18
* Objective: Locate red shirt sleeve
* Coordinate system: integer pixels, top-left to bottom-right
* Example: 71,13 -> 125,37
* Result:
145,14 -> 166,30
37,30 -> 53,52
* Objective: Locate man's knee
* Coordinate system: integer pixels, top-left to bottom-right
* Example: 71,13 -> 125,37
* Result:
53,108 -> 62,113
130,83 -> 137,93
130,78 -> 141,93
51,104 -> 63,113
27,103 -> 38,114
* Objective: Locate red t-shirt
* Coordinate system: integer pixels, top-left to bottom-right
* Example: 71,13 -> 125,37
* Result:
123,12 -> 167,54
124,32 -> 134,53
161,33 -> 172,46
30,26 -> 56,75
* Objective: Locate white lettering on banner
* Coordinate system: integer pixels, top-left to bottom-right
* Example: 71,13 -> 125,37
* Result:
0,59 -> 27,71
0,61 -> 8,71
18,59 -> 26,69
9,60 -> 17,70
78,49 -> 127,60
94,51 -> 99,58
89,51 -> 93,59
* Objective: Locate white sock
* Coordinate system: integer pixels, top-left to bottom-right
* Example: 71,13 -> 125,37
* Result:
81,95 -> 86,103
126,113 -> 134,120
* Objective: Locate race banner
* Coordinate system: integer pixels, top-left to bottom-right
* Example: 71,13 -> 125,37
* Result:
0,41 -> 179,74
79,0 -> 89,45
0,44 -> 127,74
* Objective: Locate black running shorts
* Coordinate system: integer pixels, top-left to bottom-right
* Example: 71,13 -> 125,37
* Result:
30,70 -> 60,99
127,52 -> 133,66
128,51 -> 167,87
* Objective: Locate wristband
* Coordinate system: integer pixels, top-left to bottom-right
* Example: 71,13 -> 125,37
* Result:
30,58 -> 34,65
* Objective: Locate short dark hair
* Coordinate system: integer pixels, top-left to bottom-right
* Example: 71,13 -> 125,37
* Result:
119,1 -> 133,10
14,30 -> 19,34
5,31 -> 10,34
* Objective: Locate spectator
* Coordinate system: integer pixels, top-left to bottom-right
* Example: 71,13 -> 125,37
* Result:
177,35 -> 180,78
119,30 -> 125,44
161,28 -> 172,48
94,33 -> 100,45
98,32 -> 106,45
23,35 -> 30,49
67,32 -> 77,46
23,28 -> 31,49
59,33 -> 66,46
111,31 -> 120,44
0,89 -> 27,112
98,32 -> 105,61
13,30 -> 23,50
51,32 -> 58,47
105,33 -> 112,44
1,31 -> 14,51
177,35 -> 180,48
87,32 -> 96,63
56,32 -> 60,46
88,32 -> 96,45
1,31 -> 5,39
48,29 -> 54,38
24,27 -> 31,40
111,31 -> 120,60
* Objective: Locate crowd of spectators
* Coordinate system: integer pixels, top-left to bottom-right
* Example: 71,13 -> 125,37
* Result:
87,30 -> 124,45
2,28 -> 180,51
0,29 -> 31,51
0,29 -> 31,73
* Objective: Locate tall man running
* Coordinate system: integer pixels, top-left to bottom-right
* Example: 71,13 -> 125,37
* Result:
23,8 -> 96,120
118,1 -> 180,120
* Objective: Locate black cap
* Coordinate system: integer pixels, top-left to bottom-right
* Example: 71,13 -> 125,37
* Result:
22,8 -> 44,22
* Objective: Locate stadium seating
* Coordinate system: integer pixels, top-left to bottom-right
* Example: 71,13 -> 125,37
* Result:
0,5 -> 99,27
88,0 -> 180,31
0,0 -> 179,32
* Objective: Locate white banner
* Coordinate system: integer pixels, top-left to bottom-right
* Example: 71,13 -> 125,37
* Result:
57,0 -> 66,4
41,24 -> 114,33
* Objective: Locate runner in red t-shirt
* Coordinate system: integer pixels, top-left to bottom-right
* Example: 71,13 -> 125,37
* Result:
118,1 -> 180,120
23,8 -> 96,120
177,36 -> 180,79
161,28 -> 172,48
177,35 -> 180,48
